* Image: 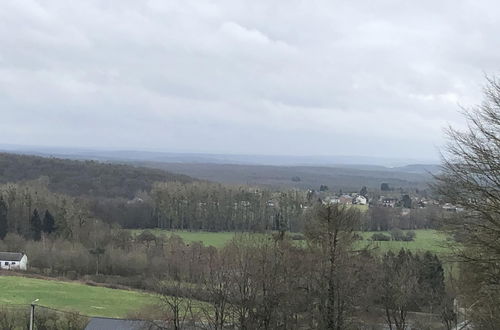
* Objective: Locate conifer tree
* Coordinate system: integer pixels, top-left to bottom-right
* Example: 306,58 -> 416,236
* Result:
30,209 -> 42,241
0,197 -> 7,239
42,210 -> 56,234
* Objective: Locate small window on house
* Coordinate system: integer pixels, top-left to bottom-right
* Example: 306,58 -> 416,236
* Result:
12,262 -> 16,265
4,262 -> 9,266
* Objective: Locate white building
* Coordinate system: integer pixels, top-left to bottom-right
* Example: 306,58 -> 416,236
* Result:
0,252 -> 28,271
323,196 -> 340,205
354,195 -> 368,205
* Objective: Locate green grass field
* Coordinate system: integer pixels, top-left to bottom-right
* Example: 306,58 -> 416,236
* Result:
131,229 -> 237,248
0,276 -> 157,318
357,230 -> 452,255
132,229 -> 452,255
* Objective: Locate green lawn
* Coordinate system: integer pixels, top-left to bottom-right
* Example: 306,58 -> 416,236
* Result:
0,276 -> 157,318
357,230 -> 452,255
132,229 -> 452,255
131,229 -> 236,248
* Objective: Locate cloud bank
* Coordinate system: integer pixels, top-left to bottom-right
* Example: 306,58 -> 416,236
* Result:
1,0 -> 498,160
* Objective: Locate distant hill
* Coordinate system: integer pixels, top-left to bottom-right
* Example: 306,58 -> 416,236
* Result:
138,162 -> 435,192
0,147 -> 438,194
0,153 -> 194,198
0,144 -> 438,167
392,164 -> 441,174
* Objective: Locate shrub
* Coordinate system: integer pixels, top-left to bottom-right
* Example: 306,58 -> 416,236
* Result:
371,233 -> 391,241
404,231 -> 416,241
390,228 -> 405,241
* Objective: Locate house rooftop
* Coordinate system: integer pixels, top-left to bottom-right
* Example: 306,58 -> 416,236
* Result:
0,252 -> 24,261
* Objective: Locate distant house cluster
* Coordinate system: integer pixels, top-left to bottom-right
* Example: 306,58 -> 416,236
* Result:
322,193 -> 368,206
0,252 -> 28,271
315,185 -> 461,217
442,203 -> 464,212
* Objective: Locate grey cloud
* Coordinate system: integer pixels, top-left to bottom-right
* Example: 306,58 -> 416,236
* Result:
0,0 -> 498,160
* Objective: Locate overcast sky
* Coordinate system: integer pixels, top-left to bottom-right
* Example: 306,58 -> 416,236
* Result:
0,0 -> 498,161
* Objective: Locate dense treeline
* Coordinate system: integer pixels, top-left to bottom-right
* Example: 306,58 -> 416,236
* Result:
150,182 -> 308,232
360,205 -> 443,231
0,153 -> 193,198
0,178 -> 101,241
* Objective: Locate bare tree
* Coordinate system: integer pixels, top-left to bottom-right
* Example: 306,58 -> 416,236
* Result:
305,203 -> 361,330
378,250 -> 419,330
199,247 -> 231,330
156,281 -> 195,330
434,76 -> 500,328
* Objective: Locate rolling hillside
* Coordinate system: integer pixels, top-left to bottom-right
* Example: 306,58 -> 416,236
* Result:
0,153 -> 195,198
138,162 -> 434,191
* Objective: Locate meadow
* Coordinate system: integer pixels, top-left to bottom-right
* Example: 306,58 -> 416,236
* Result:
131,229 -> 237,248
132,229 -> 452,255
0,276 -> 157,318
358,230 -> 452,255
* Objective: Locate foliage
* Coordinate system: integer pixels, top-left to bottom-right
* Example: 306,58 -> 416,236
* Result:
30,209 -> 42,241
371,232 -> 391,241
0,197 -> 7,239
42,210 -> 56,234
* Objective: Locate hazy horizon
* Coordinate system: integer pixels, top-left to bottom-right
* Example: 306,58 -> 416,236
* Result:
0,142 -> 439,167
1,1 -> 498,160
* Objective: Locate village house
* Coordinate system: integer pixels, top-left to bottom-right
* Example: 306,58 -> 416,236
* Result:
0,252 -> 28,271
442,203 -> 464,212
323,196 -> 340,205
339,195 -> 353,205
353,195 -> 368,205
381,197 -> 398,207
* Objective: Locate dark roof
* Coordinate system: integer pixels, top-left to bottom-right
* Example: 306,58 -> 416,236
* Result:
85,318 -> 158,330
0,252 -> 24,261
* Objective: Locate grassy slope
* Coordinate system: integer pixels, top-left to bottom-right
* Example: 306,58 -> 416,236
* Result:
0,276 -> 156,318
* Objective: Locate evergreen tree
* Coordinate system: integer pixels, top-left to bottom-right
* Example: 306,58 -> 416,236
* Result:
401,194 -> 412,208
0,197 -> 7,239
42,210 -> 56,234
30,209 -> 42,241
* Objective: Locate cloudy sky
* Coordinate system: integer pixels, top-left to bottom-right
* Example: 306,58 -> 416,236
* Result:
0,0 -> 498,161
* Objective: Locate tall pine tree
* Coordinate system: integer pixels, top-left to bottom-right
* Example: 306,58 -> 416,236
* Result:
0,197 -> 7,239
42,210 -> 56,234
30,209 -> 42,241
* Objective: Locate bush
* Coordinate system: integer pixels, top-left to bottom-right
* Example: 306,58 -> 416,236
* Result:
404,231 -> 416,241
371,233 -> 391,241
352,233 -> 363,241
390,228 -> 405,241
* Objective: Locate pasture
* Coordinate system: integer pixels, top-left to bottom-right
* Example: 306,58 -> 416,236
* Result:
132,229 -> 452,255
0,276 -> 157,318
131,229 -> 236,248
358,230 -> 452,255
